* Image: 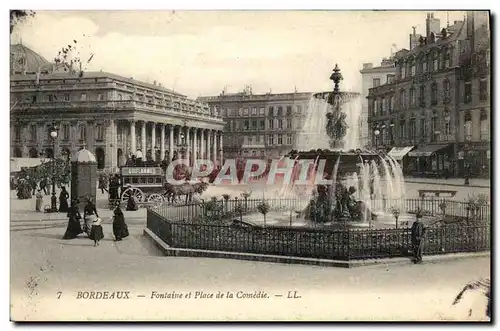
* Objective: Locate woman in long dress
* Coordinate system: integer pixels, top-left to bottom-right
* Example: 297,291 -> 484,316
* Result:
63,199 -> 84,239
112,205 -> 129,241
58,186 -> 70,213
89,216 -> 104,246
35,189 -> 44,212
126,195 -> 138,211
83,198 -> 99,236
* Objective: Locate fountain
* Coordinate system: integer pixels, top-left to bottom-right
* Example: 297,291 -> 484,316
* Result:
247,64 -> 409,229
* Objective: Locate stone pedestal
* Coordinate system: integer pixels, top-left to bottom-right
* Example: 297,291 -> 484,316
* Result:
70,148 -> 97,210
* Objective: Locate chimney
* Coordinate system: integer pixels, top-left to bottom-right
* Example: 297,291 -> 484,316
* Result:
363,63 -> 373,69
426,12 -> 441,39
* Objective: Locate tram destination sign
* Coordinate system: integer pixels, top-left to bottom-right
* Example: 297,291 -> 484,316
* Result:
121,167 -> 162,176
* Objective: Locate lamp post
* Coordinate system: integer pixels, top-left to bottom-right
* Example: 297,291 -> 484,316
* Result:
49,122 -> 59,212
374,129 -> 380,150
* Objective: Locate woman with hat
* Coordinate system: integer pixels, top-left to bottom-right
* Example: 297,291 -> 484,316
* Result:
112,202 -> 129,241
63,199 -> 84,239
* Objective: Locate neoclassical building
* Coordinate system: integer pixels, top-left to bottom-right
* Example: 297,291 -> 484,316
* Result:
10,44 -> 225,170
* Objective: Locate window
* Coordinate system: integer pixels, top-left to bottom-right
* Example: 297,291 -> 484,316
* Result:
387,75 -> 395,84
97,93 -> 103,101
373,99 -> 378,115
96,124 -> 105,141
251,120 -> 257,130
80,93 -> 87,101
445,121 -> 451,135
420,118 -> 426,140
256,135 -> 261,143
244,120 -> 249,130
286,106 -> 292,116
380,98 -> 385,114
277,134 -> 283,145
238,108 -> 243,116
277,106 -> 283,117
431,117 -> 438,141
30,125 -> 37,141
443,80 -> 450,104
409,88 -> 415,107
480,111 -> 488,140
31,95 -> 37,103
14,126 -> 21,141
117,94 -> 122,101
278,119 -> 283,129
399,120 -> 406,139
465,118 -> 472,141
286,134 -> 292,145
409,119 -> 416,141
251,107 -> 257,116
47,95 -> 54,102
464,82 -> 472,103
62,124 -> 70,140
419,85 -> 426,106
79,124 -> 87,140
373,78 -> 381,87
423,58 -> 428,72
268,106 -> 274,116
296,105 -> 302,114
479,80 -> 488,101
431,82 -> 438,105
286,119 -> 292,129
64,94 -> 70,101
268,135 -> 274,145
248,136 -> 254,144
411,63 -> 416,76
268,119 -> 274,129
399,90 -> 406,108
259,120 -> 265,129
389,96 -> 395,112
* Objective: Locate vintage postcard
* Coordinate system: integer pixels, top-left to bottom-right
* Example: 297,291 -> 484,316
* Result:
9,9 -> 491,322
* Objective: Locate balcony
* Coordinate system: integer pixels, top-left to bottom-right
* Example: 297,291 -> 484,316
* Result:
11,100 -> 224,122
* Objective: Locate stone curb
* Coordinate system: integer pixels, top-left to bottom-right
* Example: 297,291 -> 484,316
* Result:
404,180 -> 490,189
143,228 -> 490,268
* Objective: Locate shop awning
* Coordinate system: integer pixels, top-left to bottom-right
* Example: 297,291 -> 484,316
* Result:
388,146 -> 414,160
10,158 -> 50,172
408,144 -> 451,157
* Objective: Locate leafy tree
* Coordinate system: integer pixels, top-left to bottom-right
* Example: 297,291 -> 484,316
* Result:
257,201 -> 270,227
10,10 -> 35,34
35,158 -> 71,188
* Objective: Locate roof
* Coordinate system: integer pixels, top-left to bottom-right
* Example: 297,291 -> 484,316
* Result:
10,70 -> 186,97
10,44 -> 51,72
72,148 -> 97,163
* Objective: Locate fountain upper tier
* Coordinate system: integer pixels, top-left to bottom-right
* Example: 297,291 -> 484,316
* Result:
313,91 -> 360,105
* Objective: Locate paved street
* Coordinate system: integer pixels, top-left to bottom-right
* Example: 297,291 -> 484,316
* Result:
10,222 -> 490,321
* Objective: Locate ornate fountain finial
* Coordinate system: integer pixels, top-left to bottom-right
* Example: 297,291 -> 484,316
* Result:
329,64 -> 343,93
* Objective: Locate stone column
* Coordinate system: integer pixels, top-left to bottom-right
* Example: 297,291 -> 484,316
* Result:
169,125 -> 174,161
219,131 -> 223,164
212,130 -> 217,165
206,130 -> 211,161
160,124 -> 165,161
200,129 -> 205,159
105,119 -> 117,169
130,120 -> 136,153
141,121 -> 146,152
193,128 -> 198,165
185,126 -> 190,164
151,122 -> 156,150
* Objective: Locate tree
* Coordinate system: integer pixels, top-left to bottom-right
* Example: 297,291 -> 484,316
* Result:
36,159 -> 71,188
10,10 -> 35,34
257,201 -> 270,227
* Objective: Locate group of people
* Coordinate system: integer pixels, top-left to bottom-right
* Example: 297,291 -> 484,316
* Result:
62,198 -> 130,246
35,186 -> 70,213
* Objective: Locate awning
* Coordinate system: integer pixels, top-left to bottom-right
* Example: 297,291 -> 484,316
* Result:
408,144 -> 451,157
10,158 -> 50,172
388,146 -> 414,160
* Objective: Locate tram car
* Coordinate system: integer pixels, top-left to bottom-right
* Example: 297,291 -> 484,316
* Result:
119,166 -> 166,205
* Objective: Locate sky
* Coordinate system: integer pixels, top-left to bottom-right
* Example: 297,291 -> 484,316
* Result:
11,10 -> 467,99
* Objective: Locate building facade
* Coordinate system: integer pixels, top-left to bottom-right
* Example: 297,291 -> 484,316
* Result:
359,58 -> 396,148
198,89 -> 311,159
367,12 -> 490,177
10,45 -> 225,170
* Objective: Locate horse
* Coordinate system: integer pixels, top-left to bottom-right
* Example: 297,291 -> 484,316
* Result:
164,180 -> 208,205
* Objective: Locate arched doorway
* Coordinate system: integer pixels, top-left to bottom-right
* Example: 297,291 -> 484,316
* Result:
117,148 -> 124,167
29,148 -> 38,158
95,147 -> 105,169
13,147 -> 22,157
45,148 -> 54,159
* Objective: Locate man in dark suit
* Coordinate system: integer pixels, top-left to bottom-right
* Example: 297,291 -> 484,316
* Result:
411,214 -> 426,264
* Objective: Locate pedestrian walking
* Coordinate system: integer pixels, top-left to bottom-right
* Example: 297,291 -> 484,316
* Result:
58,186 -> 70,213
35,189 -> 44,212
89,216 -> 104,247
411,211 -> 426,264
62,199 -> 84,239
112,204 -> 129,241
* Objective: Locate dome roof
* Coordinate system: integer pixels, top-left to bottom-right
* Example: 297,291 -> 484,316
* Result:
10,44 -> 51,73
72,148 -> 97,163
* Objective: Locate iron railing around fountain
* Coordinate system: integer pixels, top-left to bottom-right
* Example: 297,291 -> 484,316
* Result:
150,197 -> 490,224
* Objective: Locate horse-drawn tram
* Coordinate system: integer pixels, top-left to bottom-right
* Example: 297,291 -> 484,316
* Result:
119,166 -> 165,205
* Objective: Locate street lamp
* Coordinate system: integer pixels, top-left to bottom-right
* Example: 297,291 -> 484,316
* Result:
49,122 -> 59,212
374,129 -> 380,149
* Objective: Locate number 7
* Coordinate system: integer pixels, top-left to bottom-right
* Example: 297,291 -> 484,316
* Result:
57,292 -> 62,299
